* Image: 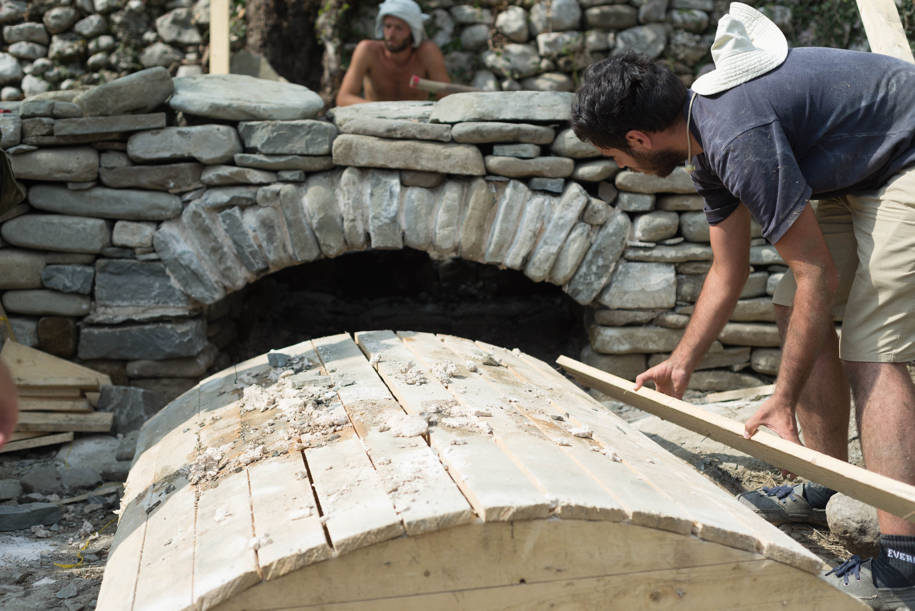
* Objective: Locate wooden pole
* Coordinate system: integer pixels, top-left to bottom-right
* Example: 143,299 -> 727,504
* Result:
557,355 -> 915,523
209,0 -> 231,74
855,0 -> 915,63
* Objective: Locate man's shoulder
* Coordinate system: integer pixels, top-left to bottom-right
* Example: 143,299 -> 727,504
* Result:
416,39 -> 443,57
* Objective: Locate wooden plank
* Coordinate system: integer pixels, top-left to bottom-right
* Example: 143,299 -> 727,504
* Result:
558,355 -> 915,524
355,330 -> 552,522
17,397 -> 91,413
15,411 -> 113,433
16,387 -> 82,399
856,0 -> 915,63
0,431 -> 73,454
248,454 -> 332,580
209,0 -> 230,74
312,333 -> 475,535
95,488 -> 149,611
1,340 -> 111,387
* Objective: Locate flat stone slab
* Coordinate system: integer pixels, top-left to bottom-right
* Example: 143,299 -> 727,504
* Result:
78,318 -> 208,360
2,289 -> 91,316
127,125 -> 242,164
329,101 -> 435,126
1,214 -> 110,253
100,162 -> 204,193
29,184 -> 182,221
234,154 -> 335,172
95,259 -> 191,308
485,156 -> 574,178
451,122 -> 555,144
10,146 -> 98,181
237,120 -> 338,155
333,134 -> 485,175
53,112 -> 166,136
0,502 -> 61,531
615,167 -> 696,194
430,91 -> 575,123
170,74 -> 324,120
0,249 -> 45,289
74,66 -> 174,117
337,117 -> 451,142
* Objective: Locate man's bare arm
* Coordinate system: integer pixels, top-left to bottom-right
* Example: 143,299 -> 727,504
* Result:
336,41 -> 373,107
417,41 -> 450,98
0,358 -> 18,448
744,204 -> 837,443
635,204 -> 752,396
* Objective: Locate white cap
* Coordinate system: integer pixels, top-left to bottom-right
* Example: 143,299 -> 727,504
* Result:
375,0 -> 429,48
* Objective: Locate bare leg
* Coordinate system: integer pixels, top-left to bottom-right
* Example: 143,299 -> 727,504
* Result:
845,361 -> 915,536
775,304 -> 850,459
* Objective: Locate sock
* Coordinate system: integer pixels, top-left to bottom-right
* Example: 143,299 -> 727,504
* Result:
872,535 -> 915,588
801,482 -> 836,509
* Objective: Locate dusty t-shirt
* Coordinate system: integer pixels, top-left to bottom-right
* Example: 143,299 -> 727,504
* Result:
688,47 -> 915,243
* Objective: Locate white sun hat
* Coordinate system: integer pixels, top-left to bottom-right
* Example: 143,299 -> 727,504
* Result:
691,2 -> 789,95
375,0 -> 430,48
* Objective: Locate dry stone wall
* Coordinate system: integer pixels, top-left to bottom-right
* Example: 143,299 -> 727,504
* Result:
0,70 -> 785,404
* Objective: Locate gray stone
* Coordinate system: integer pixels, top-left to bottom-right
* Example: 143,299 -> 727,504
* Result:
679,210 -> 709,242
624,243 -> 713,263
598,181 -> 618,204
551,128 -> 601,159
616,192 -> 655,212
632,210 -> 679,242
678,261 -> 712,274
0,113 -> 20,148
400,170 -> 445,189
593,308 -> 658,326
171,74 -> 324,121
112,221 -> 156,248
304,172 -> 346,257
585,29 -> 614,51
431,181 -> 464,255
581,344 -> 646,381
583,198 -> 610,225
0,503 -> 61,531
116,431 -> 138,462
450,5 -> 492,24
600,261 -> 675,309
128,125 -> 242,164
154,222 -> 226,304
459,178 -> 496,261
529,0 -> 581,33
650,346 -> 751,371
614,24 -> 667,59
4,23 -> 49,45
20,74 -> 50,97
495,6 -> 528,42
573,159 -> 618,182
200,165 -> 277,186
49,33 -> 85,62
731,297 -> 776,322
244,205 -> 295,269
485,180 -> 530,265
9,41 -> 47,60
41,265 -> 93,295
520,72 -> 575,92
267,184 -> 322,263
484,156 -> 574,178
97,385 -> 166,434
431,91 -> 575,123
79,318 -> 207,360
336,167 -> 369,250
826,493 -> 880,558
100,162 -> 204,193
767,272 -> 784,296
238,120 -> 337,156
44,6 -> 79,34
493,143 -> 540,158
430,9 -> 454,48
741,271 -> 769,298
234,153 -> 334,172
750,244 -> 783,266
673,0 -> 713,9
591,325 -> 682,354
139,42 -> 182,68
528,177 -> 565,193
218,206 -> 268,273
0,249 -> 45,289
29,185 -> 181,221
688,370 -> 765,392
536,32 -> 583,58
182,203 -> 249,290
505,192 -> 551,269
750,348 -> 780,375
2,289 -> 89,316
367,170 -> 402,249
525,182 -> 589,282
329,101 -> 434,125
59,466 -> 102,491
566,207 -> 630,303
280,171 -> 307,182
333,134 -> 485,175
401,186 -> 436,251
337,116 -> 451,142
75,66 -> 173,116
74,15 -> 108,38
8,316 -> 38,346
585,5 -> 638,29
676,271 -> 768,303
2,214 -> 109,253
0,0 -> 27,23
0,479 -> 21,501
718,322 -> 780,347
549,221 -> 591,284
461,24 -> 491,51
21,464 -> 63,494
197,186 -> 259,209
53,112 -> 165,136
0,52 -> 22,84
671,8 -> 709,32
95,259 -> 191,310
639,0 -> 669,23
451,121 -> 555,145
12,147 -> 97,182
155,7 -> 201,44
482,43 -> 541,79
615,167 -> 695,194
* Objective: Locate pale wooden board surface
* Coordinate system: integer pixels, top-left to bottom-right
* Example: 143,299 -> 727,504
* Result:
17,398 -> 91,412
856,0 -> 915,63
209,0 -> 230,74
213,520 -> 865,611
560,355 -> 915,525
1,340 -> 111,387
16,387 -> 82,398
15,411 -> 112,433
355,330 -> 552,521
0,431 -> 73,454
312,333 -> 475,535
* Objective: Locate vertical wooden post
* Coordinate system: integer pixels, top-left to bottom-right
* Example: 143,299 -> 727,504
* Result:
855,0 -> 915,63
209,0 -> 231,74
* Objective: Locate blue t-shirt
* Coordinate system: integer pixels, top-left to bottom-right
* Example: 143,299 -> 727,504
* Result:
688,47 -> 915,243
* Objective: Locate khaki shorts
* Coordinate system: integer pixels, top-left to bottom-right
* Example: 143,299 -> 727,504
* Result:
772,166 -> 915,363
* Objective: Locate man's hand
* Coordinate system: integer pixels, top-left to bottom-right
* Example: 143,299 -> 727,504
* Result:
743,395 -> 802,445
634,359 -> 691,398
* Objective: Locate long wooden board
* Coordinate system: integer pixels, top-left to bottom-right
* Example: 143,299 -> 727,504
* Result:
15,411 -> 113,433
0,431 -> 74,453
855,0 -> 915,63
1,340 -> 111,387
558,355 -> 915,523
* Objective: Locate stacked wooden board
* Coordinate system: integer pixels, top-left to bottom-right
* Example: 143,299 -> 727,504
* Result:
96,332 -> 864,610
1,340 -> 113,454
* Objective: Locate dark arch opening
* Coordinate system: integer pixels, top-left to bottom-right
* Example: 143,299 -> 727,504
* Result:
221,249 -> 589,366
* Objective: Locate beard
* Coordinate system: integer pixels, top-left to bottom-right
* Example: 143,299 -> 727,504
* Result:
384,36 -> 412,53
628,148 -> 686,177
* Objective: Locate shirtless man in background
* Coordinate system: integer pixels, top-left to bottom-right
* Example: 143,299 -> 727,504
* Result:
336,0 -> 449,106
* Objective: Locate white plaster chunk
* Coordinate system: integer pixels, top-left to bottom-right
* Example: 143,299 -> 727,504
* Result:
112,221 -> 156,248
590,325 -> 683,355
170,74 -> 324,121
565,208 -> 631,304
338,167 -> 369,249
599,261 -> 675,310
632,210 -> 679,242
504,193 -> 550,270
458,178 -> 495,261
548,222 -> 591,285
11,146 -> 97,182
430,91 -> 575,123
525,182 -> 589,282
332,134 -> 484,175
484,179 -> 530,265
367,170 -> 403,249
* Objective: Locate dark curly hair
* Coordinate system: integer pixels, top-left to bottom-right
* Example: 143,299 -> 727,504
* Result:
572,53 -> 688,151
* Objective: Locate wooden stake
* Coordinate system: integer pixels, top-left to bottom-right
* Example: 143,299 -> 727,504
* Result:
557,355 -> 915,523
210,0 -> 231,74
855,0 -> 914,63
